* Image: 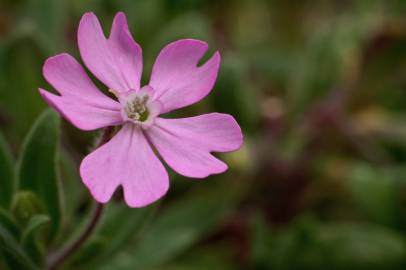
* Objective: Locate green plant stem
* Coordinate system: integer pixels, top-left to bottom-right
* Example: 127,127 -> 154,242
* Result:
46,127 -> 114,270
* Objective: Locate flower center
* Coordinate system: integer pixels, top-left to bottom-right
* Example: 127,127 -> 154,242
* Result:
124,95 -> 150,122
115,86 -> 160,127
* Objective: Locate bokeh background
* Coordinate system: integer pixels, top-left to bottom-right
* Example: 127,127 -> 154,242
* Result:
2,0 -> 406,269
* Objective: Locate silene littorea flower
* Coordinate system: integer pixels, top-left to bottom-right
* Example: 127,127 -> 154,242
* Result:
39,12 -> 243,207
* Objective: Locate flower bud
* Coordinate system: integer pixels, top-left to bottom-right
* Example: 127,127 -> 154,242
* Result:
11,191 -> 45,228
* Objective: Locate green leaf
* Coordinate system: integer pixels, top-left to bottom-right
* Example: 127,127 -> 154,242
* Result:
256,218 -> 406,270
0,209 -> 20,239
71,203 -> 158,268
21,215 -> 50,243
70,237 -> 106,268
18,0 -> 68,53
0,132 -> 14,209
0,222 -> 38,270
117,247 -> 236,270
250,212 -> 272,267
287,14 -> 369,117
211,56 -> 258,133
17,109 -> 62,239
97,203 -> 158,257
21,215 -> 51,265
101,181 -> 242,270
347,163 -> 400,226
59,149 -> 86,221
317,223 -> 406,269
0,38 -> 46,141
11,191 -> 46,228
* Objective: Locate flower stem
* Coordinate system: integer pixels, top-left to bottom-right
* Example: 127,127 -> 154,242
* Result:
47,127 -> 114,270
47,203 -> 104,269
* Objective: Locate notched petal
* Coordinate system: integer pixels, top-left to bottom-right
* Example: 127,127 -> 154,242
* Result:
78,12 -> 142,93
40,53 -> 122,130
146,113 -> 243,178
149,39 -> 221,113
80,125 -> 169,207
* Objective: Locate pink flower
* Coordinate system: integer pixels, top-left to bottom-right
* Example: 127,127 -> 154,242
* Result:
39,12 -> 243,207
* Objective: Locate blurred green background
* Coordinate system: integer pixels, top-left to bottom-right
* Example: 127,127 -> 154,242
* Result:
2,0 -> 406,269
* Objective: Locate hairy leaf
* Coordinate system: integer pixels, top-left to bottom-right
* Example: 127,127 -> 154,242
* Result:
17,109 -> 62,239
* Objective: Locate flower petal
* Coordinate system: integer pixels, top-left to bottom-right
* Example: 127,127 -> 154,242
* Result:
40,53 -> 122,130
78,12 -> 142,93
149,39 -> 220,114
80,124 -> 169,207
146,113 -> 243,178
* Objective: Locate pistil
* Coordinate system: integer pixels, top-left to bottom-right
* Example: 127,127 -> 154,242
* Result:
124,95 -> 150,122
